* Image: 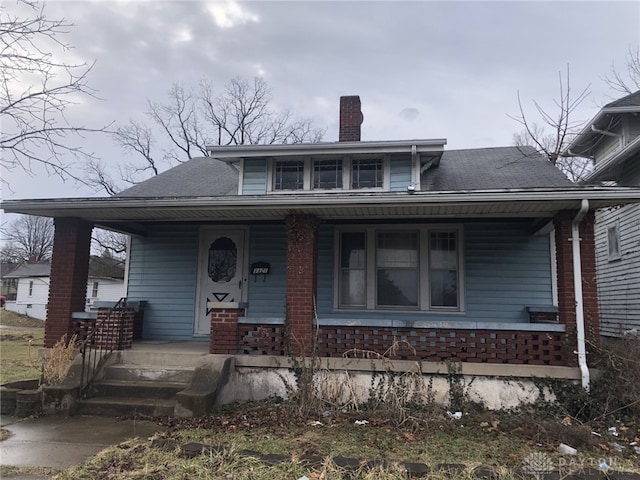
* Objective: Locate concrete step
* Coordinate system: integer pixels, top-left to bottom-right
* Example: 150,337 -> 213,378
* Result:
77,396 -> 175,417
119,348 -> 208,368
104,364 -> 194,383
94,379 -> 187,400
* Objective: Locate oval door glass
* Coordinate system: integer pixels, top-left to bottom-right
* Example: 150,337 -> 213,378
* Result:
208,237 -> 237,283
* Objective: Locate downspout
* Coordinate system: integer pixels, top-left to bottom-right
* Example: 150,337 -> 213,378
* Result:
571,199 -> 590,391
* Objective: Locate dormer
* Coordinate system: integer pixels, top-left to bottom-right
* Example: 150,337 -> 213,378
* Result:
564,90 -> 640,184
207,96 -> 446,195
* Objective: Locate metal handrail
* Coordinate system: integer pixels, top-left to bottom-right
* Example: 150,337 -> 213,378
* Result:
79,297 -> 127,397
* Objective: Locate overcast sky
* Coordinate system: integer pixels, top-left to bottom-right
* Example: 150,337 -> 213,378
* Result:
1,0 -> 639,203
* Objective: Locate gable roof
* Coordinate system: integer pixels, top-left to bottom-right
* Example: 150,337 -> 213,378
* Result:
4,262 -> 51,278
5,258 -> 124,280
422,146 -> 573,191
116,157 -> 239,198
604,90 -> 640,108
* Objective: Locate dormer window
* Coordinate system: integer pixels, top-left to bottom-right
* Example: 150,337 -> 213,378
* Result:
274,160 -> 304,190
351,158 -> 383,189
313,159 -> 343,190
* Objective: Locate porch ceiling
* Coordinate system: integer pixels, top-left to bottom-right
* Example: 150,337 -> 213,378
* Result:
3,187 -> 640,229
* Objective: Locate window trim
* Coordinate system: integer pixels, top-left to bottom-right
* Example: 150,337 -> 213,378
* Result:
91,281 -> 99,298
28,280 -> 34,297
334,224 -> 464,313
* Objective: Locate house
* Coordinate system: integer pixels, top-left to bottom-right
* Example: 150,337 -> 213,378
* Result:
4,257 -> 126,320
564,90 -> 640,339
1,262 -> 18,305
2,95 -> 640,410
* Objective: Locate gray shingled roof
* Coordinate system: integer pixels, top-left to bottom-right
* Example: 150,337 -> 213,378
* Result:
5,258 -> 124,279
116,157 -> 238,198
114,146 -> 571,198
422,146 -> 573,191
4,263 -> 51,278
604,90 -> 640,108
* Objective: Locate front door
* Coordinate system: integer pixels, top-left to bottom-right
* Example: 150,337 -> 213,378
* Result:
195,228 -> 247,335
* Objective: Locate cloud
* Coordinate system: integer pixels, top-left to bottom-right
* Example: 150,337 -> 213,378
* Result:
207,1 -> 259,29
399,108 -> 420,122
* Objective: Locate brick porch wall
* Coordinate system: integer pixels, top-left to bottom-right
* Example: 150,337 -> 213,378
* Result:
238,323 -> 566,365
45,217 -> 93,348
72,307 -> 137,350
210,308 -> 244,354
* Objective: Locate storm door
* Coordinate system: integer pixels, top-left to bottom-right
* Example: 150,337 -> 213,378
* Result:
194,228 -> 247,335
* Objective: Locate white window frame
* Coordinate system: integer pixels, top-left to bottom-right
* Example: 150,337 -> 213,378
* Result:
334,224 -> 464,313
266,156 -> 390,193
607,221 -> 622,261
28,280 -> 34,297
91,281 -> 99,298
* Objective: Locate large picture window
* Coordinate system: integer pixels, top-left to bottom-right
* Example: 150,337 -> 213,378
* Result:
337,226 -> 462,311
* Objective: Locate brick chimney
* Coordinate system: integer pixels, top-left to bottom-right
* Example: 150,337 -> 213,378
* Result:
339,96 -> 363,142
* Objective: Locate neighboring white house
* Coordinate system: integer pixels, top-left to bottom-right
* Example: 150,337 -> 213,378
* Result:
564,90 -> 640,338
4,257 -> 126,320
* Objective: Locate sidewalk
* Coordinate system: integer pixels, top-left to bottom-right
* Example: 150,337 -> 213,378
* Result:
0,413 -> 164,478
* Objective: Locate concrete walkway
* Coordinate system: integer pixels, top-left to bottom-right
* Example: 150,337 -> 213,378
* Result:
0,414 -> 164,478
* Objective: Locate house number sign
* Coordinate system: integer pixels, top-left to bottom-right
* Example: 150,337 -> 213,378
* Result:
251,262 -> 271,282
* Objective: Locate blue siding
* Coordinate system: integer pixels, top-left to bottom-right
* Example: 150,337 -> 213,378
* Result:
127,225 -> 199,340
315,221 -> 553,324
242,158 -> 267,195
245,224 -> 287,318
389,157 -> 412,192
464,222 -> 553,322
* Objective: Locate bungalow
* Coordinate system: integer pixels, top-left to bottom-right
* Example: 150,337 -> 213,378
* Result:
4,257 -> 126,320
2,96 -> 640,412
563,90 -> 640,339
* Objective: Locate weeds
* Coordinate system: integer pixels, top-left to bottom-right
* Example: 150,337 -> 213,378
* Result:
42,333 -> 77,385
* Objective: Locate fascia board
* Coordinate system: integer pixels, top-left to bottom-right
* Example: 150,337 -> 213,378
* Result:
208,139 -> 447,159
4,187 -> 640,217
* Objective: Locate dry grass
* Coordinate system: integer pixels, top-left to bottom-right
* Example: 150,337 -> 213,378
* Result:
0,327 -> 43,384
42,334 -> 77,385
0,309 -> 46,328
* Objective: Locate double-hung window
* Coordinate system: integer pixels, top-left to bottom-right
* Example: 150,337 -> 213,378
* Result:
607,222 -> 621,261
337,226 -> 462,311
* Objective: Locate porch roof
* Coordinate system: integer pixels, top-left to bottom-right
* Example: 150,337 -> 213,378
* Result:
3,186 -> 640,233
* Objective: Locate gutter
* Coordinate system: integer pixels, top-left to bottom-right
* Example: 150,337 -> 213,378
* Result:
571,199 -> 590,391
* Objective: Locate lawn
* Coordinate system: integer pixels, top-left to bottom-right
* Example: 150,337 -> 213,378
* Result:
52,402 -> 640,480
0,309 -> 44,384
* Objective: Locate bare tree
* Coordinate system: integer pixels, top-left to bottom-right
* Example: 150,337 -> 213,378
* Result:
510,66 -> 592,181
0,0 -> 107,183
92,229 -> 128,264
87,77 -> 324,195
603,46 -> 640,95
0,215 -> 54,262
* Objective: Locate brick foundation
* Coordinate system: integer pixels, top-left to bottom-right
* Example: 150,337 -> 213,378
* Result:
210,308 -> 244,354
45,218 -> 93,348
